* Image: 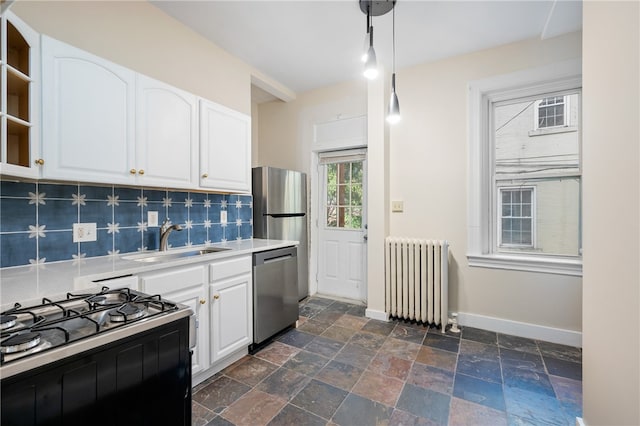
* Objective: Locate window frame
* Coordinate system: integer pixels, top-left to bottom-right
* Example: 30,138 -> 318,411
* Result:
467,60 -> 583,276
497,186 -> 536,250
534,95 -> 569,130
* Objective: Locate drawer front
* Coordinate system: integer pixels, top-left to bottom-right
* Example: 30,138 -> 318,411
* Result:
209,256 -> 251,282
142,265 -> 205,294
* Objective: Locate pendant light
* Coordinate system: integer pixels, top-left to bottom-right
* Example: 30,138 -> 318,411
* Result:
386,4 -> 401,124
359,0 -> 396,83
361,10 -> 371,63
363,21 -> 378,79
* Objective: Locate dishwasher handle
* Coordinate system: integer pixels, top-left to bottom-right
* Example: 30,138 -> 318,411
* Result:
253,246 -> 297,266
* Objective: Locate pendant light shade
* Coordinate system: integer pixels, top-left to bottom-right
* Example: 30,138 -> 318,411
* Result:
386,4 -> 401,124
363,26 -> 378,79
387,74 -> 401,124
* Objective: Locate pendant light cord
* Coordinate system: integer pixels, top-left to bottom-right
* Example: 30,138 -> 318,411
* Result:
392,5 -> 396,75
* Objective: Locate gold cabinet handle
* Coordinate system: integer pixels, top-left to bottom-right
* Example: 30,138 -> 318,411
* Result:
213,294 -> 220,300
138,169 -> 145,175
199,299 -> 206,305
202,173 -> 208,179
130,169 -> 137,175
35,159 -> 44,165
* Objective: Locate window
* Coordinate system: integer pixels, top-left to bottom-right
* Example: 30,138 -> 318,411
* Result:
499,188 -> 534,247
325,161 -> 363,229
467,62 -> 582,275
536,96 -> 566,128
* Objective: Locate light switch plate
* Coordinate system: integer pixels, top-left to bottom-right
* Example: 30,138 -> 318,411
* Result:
73,223 -> 97,242
391,200 -> 404,212
148,211 -> 158,227
220,210 -> 227,224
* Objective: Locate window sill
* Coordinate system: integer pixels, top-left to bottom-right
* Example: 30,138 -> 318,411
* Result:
467,253 -> 582,276
528,126 -> 578,137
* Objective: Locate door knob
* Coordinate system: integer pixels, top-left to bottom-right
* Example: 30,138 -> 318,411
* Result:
199,299 -> 206,305
130,169 -> 137,175
34,158 -> 44,166
138,169 -> 145,175
213,294 -> 220,300
202,173 -> 209,179
363,234 -> 368,241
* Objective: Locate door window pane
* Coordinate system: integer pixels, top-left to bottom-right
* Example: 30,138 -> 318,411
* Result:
325,161 -> 364,229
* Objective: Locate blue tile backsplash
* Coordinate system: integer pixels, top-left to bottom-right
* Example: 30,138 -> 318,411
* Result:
0,180 -> 253,268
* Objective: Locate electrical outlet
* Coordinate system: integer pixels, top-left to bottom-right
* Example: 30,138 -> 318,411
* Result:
391,200 -> 404,212
148,211 -> 158,227
73,223 -> 97,243
220,210 -> 227,224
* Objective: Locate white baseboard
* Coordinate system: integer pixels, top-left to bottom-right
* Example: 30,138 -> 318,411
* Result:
366,308 -> 389,322
456,312 -> 582,347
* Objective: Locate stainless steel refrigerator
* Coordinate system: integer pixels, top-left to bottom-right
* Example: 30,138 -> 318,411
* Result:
252,166 -> 308,300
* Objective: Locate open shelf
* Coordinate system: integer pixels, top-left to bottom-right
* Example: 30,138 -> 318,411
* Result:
6,118 -> 30,167
7,67 -> 30,122
7,21 -> 29,75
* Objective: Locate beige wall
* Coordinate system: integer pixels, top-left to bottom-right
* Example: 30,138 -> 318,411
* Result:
257,80 -> 367,172
259,32 -> 583,334
582,2 -> 640,424
12,0 -> 254,114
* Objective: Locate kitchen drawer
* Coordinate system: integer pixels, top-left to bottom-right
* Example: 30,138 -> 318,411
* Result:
141,265 -> 206,294
209,256 -> 251,282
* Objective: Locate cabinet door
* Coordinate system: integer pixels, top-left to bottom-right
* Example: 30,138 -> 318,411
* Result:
136,75 -> 197,188
199,99 -> 251,193
140,265 -> 207,375
210,273 -> 252,363
163,285 -> 208,376
41,35 -> 135,184
0,11 -> 41,179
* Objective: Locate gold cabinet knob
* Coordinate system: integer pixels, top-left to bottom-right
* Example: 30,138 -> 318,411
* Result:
202,173 -> 209,179
35,159 -> 44,165
138,169 -> 145,175
130,169 -> 137,175
199,299 -> 206,305
213,294 -> 220,300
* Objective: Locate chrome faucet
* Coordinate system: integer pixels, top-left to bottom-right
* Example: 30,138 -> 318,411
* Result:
159,218 -> 183,251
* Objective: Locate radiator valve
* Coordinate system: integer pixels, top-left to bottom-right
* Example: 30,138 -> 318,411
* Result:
448,312 -> 461,333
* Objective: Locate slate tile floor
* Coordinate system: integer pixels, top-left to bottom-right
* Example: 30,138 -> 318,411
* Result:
192,296 -> 582,426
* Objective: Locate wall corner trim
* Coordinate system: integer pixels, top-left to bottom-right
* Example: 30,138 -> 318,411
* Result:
457,311 -> 582,347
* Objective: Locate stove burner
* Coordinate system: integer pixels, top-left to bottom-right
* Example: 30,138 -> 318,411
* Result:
108,303 -> 146,323
0,315 -> 17,330
90,296 -> 107,305
1,332 -> 41,354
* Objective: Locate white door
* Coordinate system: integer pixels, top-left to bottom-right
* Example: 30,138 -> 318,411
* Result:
317,153 -> 367,302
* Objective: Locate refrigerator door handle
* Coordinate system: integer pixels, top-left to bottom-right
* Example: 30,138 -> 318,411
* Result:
266,213 -> 306,218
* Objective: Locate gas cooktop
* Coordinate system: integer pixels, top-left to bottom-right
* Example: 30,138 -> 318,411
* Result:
0,286 -> 193,378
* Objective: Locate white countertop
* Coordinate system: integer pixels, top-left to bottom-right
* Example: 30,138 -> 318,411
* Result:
0,239 -> 297,310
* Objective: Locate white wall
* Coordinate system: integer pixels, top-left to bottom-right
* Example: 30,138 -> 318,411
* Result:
259,31 -> 583,340
582,2 -> 640,424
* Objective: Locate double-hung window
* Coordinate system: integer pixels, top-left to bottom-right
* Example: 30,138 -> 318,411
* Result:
468,62 -> 583,275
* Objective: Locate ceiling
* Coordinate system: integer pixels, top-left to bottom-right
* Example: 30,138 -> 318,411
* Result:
152,1 -> 582,102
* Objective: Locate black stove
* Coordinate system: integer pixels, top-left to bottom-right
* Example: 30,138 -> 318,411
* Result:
0,286 -> 190,374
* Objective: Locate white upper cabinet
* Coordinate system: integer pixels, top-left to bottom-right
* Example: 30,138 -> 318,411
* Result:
40,34 -> 251,192
136,75 -> 197,188
0,11 -> 41,179
41,35 -> 136,184
200,99 -> 251,193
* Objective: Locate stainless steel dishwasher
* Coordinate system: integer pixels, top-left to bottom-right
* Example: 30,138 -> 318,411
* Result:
252,246 -> 299,348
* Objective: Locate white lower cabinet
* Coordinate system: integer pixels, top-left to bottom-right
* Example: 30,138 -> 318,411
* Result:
209,256 -> 253,363
136,254 -> 253,384
139,265 -> 208,376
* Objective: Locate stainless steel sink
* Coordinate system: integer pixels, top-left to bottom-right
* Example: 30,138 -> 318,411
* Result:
122,247 -> 230,263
